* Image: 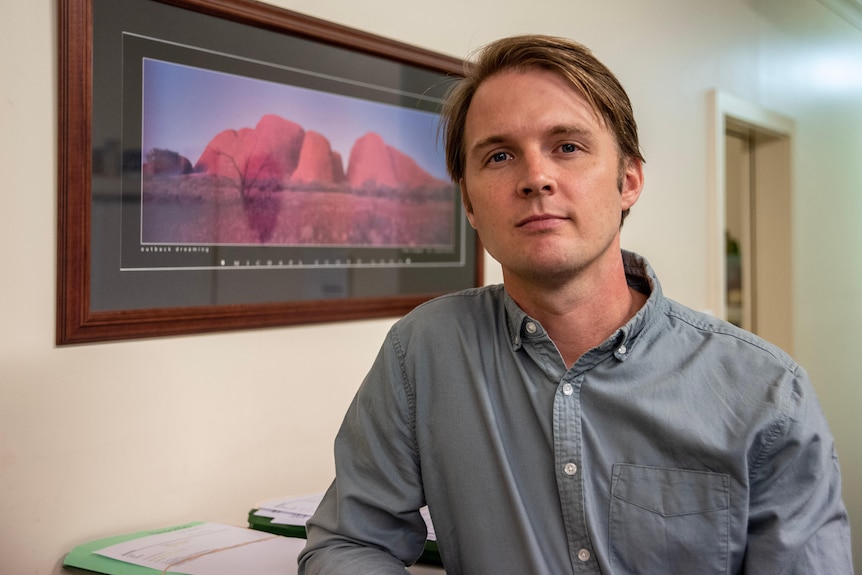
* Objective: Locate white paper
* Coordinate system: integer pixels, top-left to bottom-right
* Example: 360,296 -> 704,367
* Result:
419,507 -> 436,541
255,493 -> 437,541
94,523 -> 302,575
256,492 -> 324,525
157,536 -> 306,575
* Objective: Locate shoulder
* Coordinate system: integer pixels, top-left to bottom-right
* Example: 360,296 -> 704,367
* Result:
386,284 -> 509,351
653,301 -> 830,470
659,298 -> 800,373
397,284 -> 507,328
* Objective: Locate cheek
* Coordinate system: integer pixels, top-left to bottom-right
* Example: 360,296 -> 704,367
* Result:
461,187 -> 474,214
463,198 -> 503,240
467,190 -> 503,224
461,176 -> 491,212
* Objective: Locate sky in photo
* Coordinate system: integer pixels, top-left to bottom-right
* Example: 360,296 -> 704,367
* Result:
141,58 -> 448,179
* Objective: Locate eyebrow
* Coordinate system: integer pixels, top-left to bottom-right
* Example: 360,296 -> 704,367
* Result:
468,124 -> 594,157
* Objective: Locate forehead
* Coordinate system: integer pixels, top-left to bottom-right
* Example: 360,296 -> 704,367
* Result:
464,68 -> 605,144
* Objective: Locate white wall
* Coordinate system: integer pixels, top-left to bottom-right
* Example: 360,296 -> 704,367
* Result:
1,0 -> 859,572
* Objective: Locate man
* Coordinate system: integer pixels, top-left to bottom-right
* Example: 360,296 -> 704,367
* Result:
298,35 -> 853,574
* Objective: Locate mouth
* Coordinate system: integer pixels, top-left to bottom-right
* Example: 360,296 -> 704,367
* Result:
516,214 -> 567,229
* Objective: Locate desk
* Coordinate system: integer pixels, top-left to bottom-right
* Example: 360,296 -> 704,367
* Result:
409,564 -> 446,574
63,529 -> 446,575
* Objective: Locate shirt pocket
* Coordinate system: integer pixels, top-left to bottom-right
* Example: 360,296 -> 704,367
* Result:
609,464 -> 730,575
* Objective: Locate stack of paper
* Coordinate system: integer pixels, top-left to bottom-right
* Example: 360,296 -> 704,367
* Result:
249,493 -> 326,539
249,493 -> 441,565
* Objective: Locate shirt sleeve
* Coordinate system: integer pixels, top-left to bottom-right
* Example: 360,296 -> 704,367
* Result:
744,366 -> 853,573
298,326 -> 428,574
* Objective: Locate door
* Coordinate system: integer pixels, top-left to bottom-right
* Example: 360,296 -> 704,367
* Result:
710,92 -> 795,354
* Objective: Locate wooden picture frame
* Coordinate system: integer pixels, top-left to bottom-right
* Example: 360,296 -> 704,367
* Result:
57,0 -> 481,344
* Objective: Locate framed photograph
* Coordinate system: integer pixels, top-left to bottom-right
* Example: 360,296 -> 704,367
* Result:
57,0 -> 481,344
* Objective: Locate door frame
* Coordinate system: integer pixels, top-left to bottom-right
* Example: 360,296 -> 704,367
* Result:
707,90 -> 795,332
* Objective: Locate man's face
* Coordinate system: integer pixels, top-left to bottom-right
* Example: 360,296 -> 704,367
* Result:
461,68 -> 643,287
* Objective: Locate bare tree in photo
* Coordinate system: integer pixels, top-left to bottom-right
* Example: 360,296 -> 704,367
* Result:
209,134 -> 284,243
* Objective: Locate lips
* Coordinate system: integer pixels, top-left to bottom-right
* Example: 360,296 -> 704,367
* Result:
516,214 -> 566,228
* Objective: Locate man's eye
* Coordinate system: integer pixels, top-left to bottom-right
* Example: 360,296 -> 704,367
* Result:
560,143 -> 578,153
489,152 -> 509,163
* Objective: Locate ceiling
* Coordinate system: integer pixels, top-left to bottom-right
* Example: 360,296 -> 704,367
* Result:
818,0 -> 862,31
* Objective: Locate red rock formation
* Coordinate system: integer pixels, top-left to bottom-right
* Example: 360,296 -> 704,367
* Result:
193,117 -> 443,193
347,132 -> 399,189
291,130 -> 345,184
248,114 -> 305,180
194,114 -> 304,187
391,149 -> 440,189
347,132 -> 441,190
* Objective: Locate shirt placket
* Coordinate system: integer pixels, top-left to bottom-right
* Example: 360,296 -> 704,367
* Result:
518,314 -> 604,574
554,370 -> 599,574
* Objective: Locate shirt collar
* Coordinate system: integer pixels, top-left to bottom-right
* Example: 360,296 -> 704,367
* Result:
503,250 -> 664,359
504,293 -> 532,352
606,249 -> 663,361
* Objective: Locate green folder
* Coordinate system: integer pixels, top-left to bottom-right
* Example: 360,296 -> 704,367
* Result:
246,510 -> 443,566
63,522 -> 206,575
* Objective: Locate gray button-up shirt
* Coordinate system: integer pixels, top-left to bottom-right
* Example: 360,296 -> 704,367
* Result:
299,251 -> 852,574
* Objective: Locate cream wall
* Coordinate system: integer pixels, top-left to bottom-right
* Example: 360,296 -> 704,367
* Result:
1,0 -> 860,572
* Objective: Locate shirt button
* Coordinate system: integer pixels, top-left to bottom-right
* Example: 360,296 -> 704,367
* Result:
617,344 -> 627,354
562,383 -> 574,396
563,462 -> 578,476
525,321 -> 538,334
578,548 -> 591,562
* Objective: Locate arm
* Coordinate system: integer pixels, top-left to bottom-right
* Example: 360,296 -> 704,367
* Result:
744,367 -> 853,573
298,327 -> 428,574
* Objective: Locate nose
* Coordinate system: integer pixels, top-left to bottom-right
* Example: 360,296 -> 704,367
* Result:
518,151 -> 555,197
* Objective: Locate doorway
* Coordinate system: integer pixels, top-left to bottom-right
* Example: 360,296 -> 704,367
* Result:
708,91 -> 795,354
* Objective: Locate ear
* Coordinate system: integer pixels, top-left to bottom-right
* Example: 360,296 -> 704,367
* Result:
460,178 -> 478,229
620,157 -> 644,211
